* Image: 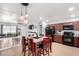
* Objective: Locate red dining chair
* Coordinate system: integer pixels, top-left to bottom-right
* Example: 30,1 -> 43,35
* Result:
35,37 -> 50,56
48,35 -> 52,53
42,37 -> 50,56
22,36 -> 28,56
28,39 -> 36,56
28,38 -> 43,56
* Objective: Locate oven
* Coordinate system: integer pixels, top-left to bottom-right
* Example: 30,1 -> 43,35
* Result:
63,25 -> 74,46
63,32 -> 74,46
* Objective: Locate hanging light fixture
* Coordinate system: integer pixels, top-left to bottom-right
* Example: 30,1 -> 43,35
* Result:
19,3 -> 29,25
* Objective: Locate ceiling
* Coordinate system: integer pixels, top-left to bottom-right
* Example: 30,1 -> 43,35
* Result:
0,3 -> 21,23
27,3 -> 79,24
0,3 -> 79,24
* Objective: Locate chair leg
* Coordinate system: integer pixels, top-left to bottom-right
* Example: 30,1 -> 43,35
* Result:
50,43 -> 52,53
42,48 -> 45,56
32,51 -> 35,56
48,48 -> 50,56
23,51 -> 26,56
39,49 -> 41,56
28,49 -> 30,56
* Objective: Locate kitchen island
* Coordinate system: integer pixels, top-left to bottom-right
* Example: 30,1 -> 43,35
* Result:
0,36 -> 21,51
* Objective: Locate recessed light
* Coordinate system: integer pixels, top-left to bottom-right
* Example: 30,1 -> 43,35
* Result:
68,7 -> 75,11
39,17 -> 42,20
46,20 -> 48,22
70,14 -> 76,18
42,21 -> 47,27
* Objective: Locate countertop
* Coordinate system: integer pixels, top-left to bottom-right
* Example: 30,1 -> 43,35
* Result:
55,30 -> 79,37
0,36 -> 21,40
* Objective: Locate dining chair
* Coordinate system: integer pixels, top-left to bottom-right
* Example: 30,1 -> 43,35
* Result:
28,38 -> 43,56
48,35 -> 52,53
28,39 -> 36,56
35,37 -> 50,56
42,37 -> 50,56
22,36 -> 28,56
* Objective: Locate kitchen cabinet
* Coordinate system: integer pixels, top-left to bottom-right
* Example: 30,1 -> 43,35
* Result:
74,21 -> 79,30
54,35 -> 63,43
49,23 -> 63,30
49,20 -> 79,47
54,35 -> 79,47
63,21 -> 79,30
49,21 -> 79,31
54,23 -> 63,30
74,37 -> 79,47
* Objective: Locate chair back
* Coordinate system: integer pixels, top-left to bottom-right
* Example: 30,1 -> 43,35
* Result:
42,37 -> 50,45
22,36 -> 26,47
28,39 -> 35,50
48,35 -> 52,42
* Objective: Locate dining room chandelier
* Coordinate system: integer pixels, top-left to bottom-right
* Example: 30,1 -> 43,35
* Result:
19,3 -> 29,25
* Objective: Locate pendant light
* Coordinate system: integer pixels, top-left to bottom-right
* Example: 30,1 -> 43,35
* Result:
19,3 -> 29,25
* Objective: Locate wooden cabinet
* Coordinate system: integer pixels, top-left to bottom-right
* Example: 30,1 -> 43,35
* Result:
74,37 -> 79,47
49,20 -> 79,47
54,35 -> 63,43
54,35 -> 79,47
49,21 -> 79,31
54,24 -> 63,30
63,21 -> 79,30
74,21 -> 79,30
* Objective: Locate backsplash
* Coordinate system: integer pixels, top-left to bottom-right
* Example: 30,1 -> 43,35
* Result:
56,30 -> 79,37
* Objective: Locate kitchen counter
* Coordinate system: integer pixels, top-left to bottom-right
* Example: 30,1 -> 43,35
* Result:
55,30 -> 79,37
0,36 -> 21,40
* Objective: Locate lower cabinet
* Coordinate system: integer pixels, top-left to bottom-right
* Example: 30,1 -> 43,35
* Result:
74,37 -> 79,47
54,35 -> 63,43
54,35 -> 79,47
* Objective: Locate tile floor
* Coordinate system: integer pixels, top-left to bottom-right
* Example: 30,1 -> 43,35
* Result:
0,42 -> 79,56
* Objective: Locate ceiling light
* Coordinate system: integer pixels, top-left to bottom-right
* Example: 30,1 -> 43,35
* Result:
25,14 -> 29,18
68,7 -> 75,11
19,3 -> 28,25
20,16 -> 24,20
24,20 -> 28,24
70,14 -> 76,18
42,21 -> 47,28
40,17 -> 42,20
46,20 -> 48,22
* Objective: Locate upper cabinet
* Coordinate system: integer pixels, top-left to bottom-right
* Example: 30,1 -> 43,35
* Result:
74,21 -> 79,30
64,21 -> 79,30
49,21 -> 79,31
54,23 -> 63,30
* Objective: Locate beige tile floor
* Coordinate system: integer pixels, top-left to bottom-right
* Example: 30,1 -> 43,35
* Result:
0,42 -> 79,56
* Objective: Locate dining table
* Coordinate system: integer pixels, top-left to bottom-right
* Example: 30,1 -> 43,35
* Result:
32,36 -> 48,55
27,36 -> 49,56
